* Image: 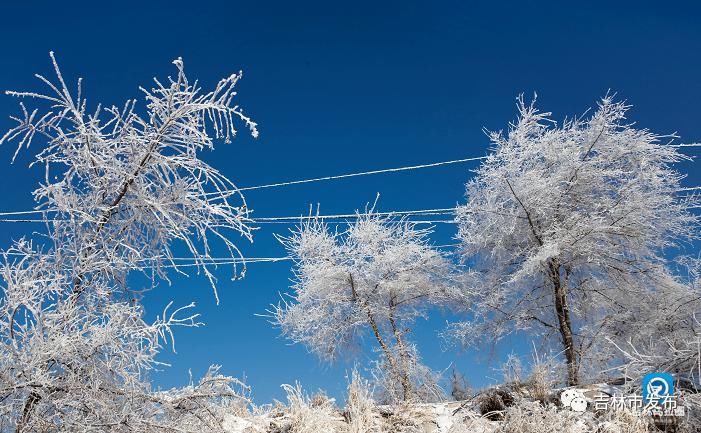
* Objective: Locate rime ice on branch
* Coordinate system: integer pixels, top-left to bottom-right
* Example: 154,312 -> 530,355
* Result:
0,54 -> 257,432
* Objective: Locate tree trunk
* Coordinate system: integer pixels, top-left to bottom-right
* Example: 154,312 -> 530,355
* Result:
549,259 -> 579,386
389,295 -> 412,401
15,391 -> 40,433
349,274 -> 411,401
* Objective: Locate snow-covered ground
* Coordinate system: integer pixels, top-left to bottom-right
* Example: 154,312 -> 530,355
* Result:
217,383 -> 698,433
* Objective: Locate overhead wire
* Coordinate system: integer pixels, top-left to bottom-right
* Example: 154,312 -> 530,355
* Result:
236,155 -> 487,191
0,189 -> 698,222
0,152 -> 698,268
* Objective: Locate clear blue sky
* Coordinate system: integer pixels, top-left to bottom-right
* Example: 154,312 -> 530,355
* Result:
0,0 -> 699,403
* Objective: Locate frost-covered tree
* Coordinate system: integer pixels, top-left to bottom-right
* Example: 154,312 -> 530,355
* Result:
450,95 -> 700,386
612,259 -> 701,385
0,53 -> 257,432
272,212 -> 457,402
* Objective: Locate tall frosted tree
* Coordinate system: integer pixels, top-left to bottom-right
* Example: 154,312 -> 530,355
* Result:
0,54 -> 257,432
450,96 -> 699,386
272,212 -> 457,402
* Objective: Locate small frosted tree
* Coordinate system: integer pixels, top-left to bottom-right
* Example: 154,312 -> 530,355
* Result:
611,259 -> 701,384
450,95 -> 699,386
272,212 -> 457,402
0,54 -> 257,432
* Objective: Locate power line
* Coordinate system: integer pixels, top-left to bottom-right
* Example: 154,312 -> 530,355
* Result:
2,196 -> 701,225
254,219 -> 458,225
0,218 -> 473,225
0,154 -> 487,217
237,156 -> 488,191
254,207 -> 457,222
0,244 -> 463,269
0,219 -> 48,223
0,210 -> 52,216
1,187 -> 697,220
0,209 -> 459,224
234,144 -> 695,192
150,246 -> 464,269
158,257 -> 291,267
671,143 -> 701,148
0,207 -> 461,223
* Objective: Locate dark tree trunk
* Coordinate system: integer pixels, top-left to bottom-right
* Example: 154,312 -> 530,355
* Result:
16,391 -> 40,433
350,274 -> 412,401
549,259 -> 579,386
389,295 -> 412,401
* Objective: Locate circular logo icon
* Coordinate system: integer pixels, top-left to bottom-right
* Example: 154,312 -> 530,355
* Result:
560,389 -> 587,412
646,377 -> 670,399
570,396 -> 587,412
642,372 -> 674,404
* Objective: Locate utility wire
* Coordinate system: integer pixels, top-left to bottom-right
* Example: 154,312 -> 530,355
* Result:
0,209 -> 458,224
254,207 -> 457,222
0,188 -> 697,220
145,245 -> 463,269
236,156 -> 488,191
671,143 -> 701,148
3,198 -> 701,224
0,146 -> 696,220
253,219 -> 458,225
0,244 -> 463,268
0,153 -> 487,217
235,144 -> 700,192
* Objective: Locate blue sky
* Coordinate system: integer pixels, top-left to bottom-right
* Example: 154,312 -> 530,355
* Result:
0,1 -> 700,403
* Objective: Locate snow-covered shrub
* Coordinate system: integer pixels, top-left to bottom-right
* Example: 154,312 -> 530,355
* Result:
447,417 -> 498,433
678,391 -> 701,433
278,383 -> 345,433
597,409 -> 653,433
521,349 -> 561,403
345,369 -> 381,433
496,401 -> 585,433
371,343 -> 447,404
477,388 -> 515,421
496,349 -> 560,403
379,405 -> 432,433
